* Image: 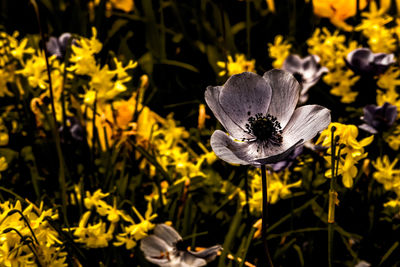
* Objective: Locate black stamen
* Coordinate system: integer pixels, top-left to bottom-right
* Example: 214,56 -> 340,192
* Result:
175,240 -> 186,251
245,113 -> 283,146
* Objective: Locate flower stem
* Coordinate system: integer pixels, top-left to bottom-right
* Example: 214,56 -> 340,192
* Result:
328,126 -> 338,267
261,164 -> 274,267
30,0 -> 69,226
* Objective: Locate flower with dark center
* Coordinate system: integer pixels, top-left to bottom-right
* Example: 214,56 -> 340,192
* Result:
205,69 -> 331,166
46,33 -> 73,59
345,48 -> 395,76
282,54 -> 328,103
359,102 -> 397,134
245,113 -> 283,147
140,224 -> 222,267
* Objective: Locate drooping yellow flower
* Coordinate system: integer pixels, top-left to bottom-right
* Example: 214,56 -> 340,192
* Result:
313,0 -> 368,31
317,122 -> 374,187
268,35 -> 291,68
217,54 -> 255,77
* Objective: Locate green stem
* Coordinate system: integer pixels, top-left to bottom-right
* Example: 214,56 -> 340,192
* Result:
328,126 -> 337,267
30,0 -> 68,226
261,164 -> 274,267
246,0 -> 251,58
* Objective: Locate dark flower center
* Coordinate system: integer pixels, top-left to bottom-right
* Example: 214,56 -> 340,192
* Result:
293,72 -> 304,84
175,240 -> 186,251
245,113 -> 283,145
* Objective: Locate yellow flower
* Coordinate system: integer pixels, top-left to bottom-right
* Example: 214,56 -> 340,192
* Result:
110,0 -> 135,13
372,155 -> 400,193
114,201 -> 157,249
0,157 -> 7,173
217,54 -> 255,76
307,28 -> 360,103
0,68 -> 14,97
384,198 -> 400,208
268,35 -> 291,68
68,28 -> 102,76
73,211 -> 115,248
385,125 -> 400,150
16,52 -> 54,90
355,1 -> 396,53
0,200 -> 66,266
244,169 -> 301,213
313,0 -> 368,31
317,122 -> 374,187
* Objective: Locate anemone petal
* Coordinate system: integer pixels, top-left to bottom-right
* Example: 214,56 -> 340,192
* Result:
205,85 -> 254,140
263,69 -> 300,128
218,72 -> 272,130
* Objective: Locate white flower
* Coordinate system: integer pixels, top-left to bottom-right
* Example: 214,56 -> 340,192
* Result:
205,69 -> 331,166
140,224 -> 222,267
282,54 -> 328,103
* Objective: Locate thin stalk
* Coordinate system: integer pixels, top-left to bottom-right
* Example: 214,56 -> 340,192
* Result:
261,164 -> 274,267
328,126 -> 337,267
246,0 -> 251,58
30,0 -> 68,226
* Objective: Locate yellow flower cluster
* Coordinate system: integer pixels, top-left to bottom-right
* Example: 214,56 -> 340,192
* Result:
372,155 -> 400,208
242,169 -> 301,213
377,67 -> 400,118
316,122 -> 374,188
355,1 -> 396,53
0,31 -> 34,97
217,54 -> 255,77
68,28 -> 137,105
70,189 -> 157,249
268,35 -> 291,69
139,113 -> 217,189
0,200 -> 67,266
307,28 -> 359,103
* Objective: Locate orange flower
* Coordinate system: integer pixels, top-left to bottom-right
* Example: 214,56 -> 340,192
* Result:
313,0 -> 368,31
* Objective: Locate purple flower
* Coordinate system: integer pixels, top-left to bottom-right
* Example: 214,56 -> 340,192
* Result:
46,33 -> 72,59
282,55 -> 328,103
205,69 -> 331,166
140,224 -> 222,267
359,102 -> 397,134
268,145 -> 304,172
346,48 -> 395,76
59,117 -> 84,142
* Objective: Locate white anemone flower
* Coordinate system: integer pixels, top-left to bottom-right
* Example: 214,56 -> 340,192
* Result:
282,54 -> 328,103
140,224 -> 222,267
205,69 -> 331,167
